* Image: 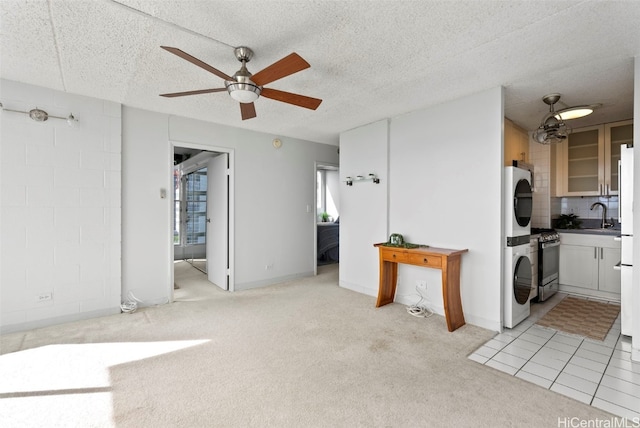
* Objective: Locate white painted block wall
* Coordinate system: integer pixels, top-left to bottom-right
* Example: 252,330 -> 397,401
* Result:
339,88 -> 504,331
0,79 -> 122,333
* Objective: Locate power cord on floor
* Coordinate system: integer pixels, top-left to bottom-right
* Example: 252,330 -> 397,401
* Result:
406,285 -> 433,318
120,291 -> 142,314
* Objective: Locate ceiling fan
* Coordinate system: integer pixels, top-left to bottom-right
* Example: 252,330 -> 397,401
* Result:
159,46 -> 322,120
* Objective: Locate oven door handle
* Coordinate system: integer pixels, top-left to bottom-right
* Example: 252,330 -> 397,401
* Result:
541,241 -> 560,249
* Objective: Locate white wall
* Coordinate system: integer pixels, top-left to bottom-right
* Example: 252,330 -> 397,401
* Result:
0,80 -> 122,333
339,119 -> 390,295
339,89 -> 504,331
121,109 -> 339,304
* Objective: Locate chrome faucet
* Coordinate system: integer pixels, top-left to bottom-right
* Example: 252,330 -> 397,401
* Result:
590,202 -> 610,228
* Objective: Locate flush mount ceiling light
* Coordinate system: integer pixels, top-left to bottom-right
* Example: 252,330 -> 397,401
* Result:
532,94 -> 570,145
0,102 -> 78,126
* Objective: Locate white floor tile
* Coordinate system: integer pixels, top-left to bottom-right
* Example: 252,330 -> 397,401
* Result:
591,397 -> 640,421
595,385 -> 640,413
580,341 -> 615,356
569,355 -> 607,373
555,372 -> 598,396
545,340 -> 578,355
605,365 -> 640,386
518,332 -> 549,346
600,374 -> 640,398
526,325 -> 556,339
493,333 -> 517,344
611,349 -> 632,362
485,359 -> 518,375
550,383 -> 592,404
531,353 -> 568,371
562,363 -> 604,384
617,337 -> 633,352
483,339 -> 508,351
468,353 -> 489,364
501,343 -> 536,360
574,347 -> 613,365
473,345 -> 499,359
549,333 -> 583,347
608,356 -> 640,375
510,337 -> 544,353
515,370 -> 553,389
491,351 -> 528,369
536,346 -> 573,363
520,361 -> 561,381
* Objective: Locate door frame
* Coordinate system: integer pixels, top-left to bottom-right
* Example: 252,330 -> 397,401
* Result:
314,161 -> 339,275
170,141 -> 235,300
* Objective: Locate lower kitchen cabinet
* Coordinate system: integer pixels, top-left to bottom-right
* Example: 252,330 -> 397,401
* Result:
558,233 -> 621,299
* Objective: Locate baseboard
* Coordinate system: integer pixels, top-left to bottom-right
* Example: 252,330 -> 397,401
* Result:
0,307 -> 122,335
235,271 -> 315,291
338,280 -> 377,298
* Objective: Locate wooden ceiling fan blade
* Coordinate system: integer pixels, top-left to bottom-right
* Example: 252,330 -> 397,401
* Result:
160,88 -> 227,98
161,46 -> 233,81
240,102 -> 257,120
251,53 -> 310,86
261,88 -> 322,110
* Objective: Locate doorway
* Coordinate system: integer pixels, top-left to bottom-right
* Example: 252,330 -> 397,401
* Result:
171,143 -> 234,300
314,162 -> 340,274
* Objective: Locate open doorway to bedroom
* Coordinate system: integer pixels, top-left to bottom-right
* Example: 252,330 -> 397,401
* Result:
172,144 -> 233,301
315,162 -> 340,272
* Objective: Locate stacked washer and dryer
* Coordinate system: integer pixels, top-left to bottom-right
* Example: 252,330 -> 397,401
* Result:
504,166 -> 533,328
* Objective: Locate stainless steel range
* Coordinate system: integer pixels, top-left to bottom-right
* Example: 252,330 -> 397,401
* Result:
532,228 -> 559,302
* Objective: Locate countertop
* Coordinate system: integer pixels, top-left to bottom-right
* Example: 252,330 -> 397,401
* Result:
556,228 -> 621,236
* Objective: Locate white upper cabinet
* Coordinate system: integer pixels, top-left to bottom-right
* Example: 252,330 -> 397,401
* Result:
554,120 -> 633,197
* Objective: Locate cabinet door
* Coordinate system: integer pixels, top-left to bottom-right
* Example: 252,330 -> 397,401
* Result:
559,244 -> 599,289
604,120 -> 633,195
599,246 -> 621,293
504,118 -> 529,166
562,126 -> 604,196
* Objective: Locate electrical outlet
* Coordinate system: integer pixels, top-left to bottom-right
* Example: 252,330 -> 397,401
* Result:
416,280 -> 427,291
265,263 -> 274,270
36,292 -> 53,302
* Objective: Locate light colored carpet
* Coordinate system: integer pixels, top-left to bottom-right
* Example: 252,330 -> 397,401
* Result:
536,296 -> 620,341
0,263 -> 613,427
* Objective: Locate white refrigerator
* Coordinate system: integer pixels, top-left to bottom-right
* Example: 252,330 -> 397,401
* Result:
619,144 -> 633,336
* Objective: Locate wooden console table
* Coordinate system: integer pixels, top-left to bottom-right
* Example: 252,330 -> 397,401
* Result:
374,243 -> 469,332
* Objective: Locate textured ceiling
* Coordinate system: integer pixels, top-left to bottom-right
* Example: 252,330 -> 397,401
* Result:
1,0 -> 639,145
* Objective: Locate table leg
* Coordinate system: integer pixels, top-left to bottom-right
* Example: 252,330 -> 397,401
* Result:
376,260 -> 397,307
441,254 -> 465,332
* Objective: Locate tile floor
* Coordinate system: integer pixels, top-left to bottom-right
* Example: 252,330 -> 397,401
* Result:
469,293 -> 640,420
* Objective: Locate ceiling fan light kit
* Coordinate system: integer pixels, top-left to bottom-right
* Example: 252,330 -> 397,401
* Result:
160,45 -> 322,120
555,106 -> 594,121
532,93 -> 571,145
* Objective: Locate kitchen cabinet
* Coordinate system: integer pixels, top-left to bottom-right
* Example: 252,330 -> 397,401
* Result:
504,118 -> 529,166
553,120 -> 633,196
558,233 -> 621,299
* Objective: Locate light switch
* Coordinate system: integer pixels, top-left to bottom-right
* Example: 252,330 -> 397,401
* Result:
160,188 -> 167,199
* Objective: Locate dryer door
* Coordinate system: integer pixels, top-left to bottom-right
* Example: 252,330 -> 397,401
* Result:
514,179 -> 532,227
513,255 -> 532,304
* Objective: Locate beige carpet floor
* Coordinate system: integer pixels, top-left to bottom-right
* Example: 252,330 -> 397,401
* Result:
0,263 -> 614,427
536,296 -> 620,341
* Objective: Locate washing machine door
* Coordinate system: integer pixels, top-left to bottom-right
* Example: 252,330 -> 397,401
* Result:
513,179 -> 532,227
513,256 -> 532,304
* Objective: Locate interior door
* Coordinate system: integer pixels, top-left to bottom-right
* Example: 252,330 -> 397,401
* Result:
206,153 -> 229,290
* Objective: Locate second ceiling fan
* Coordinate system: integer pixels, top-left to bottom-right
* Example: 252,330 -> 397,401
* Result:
160,46 -> 322,120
